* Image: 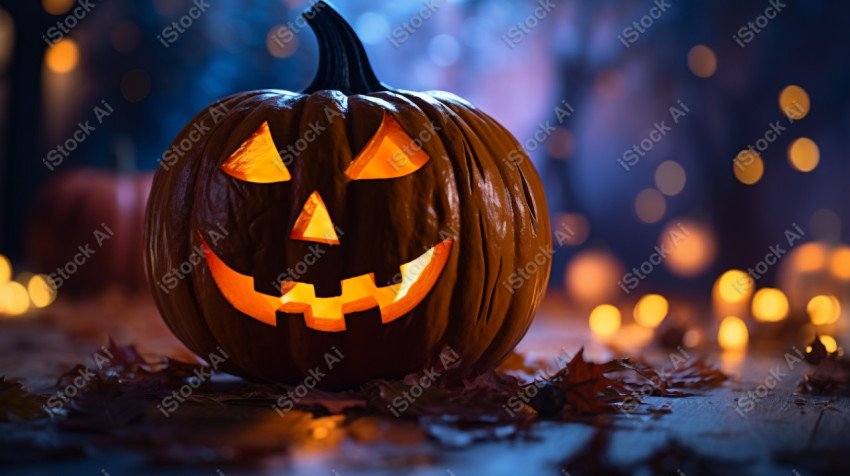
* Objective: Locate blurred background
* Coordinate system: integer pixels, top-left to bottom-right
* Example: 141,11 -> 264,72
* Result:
1,0 -> 849,353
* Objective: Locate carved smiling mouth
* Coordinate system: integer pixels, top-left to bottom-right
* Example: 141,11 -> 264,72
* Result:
200,236 -> 452,332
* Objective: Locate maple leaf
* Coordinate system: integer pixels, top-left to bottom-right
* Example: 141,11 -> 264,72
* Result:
546,348 -> 632,415
620,357 -> 728,396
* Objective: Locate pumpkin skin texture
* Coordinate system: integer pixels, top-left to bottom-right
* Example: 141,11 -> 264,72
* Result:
144,1 -> 550,388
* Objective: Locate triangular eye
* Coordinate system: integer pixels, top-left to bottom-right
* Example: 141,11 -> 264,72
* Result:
345,113 -> 430,180
220,122 -> 291,183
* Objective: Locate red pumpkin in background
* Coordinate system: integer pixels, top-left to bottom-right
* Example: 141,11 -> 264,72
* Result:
144,2 -> 550,388
27,168 -> 153,295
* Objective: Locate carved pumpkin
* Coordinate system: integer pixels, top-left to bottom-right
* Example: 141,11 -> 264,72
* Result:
144,1 -> 550,388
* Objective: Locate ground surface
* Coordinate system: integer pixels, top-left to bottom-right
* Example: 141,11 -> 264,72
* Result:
1,292 -> 848,476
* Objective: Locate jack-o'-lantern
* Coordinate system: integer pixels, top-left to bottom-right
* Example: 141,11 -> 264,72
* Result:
144,1 -> 550,388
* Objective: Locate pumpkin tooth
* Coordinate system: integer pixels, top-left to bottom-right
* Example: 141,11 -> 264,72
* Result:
311,276 -> 343,298
203,234 -> 452,331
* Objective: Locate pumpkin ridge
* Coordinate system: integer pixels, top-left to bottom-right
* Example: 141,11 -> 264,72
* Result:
390,92 -> 503,369
428,96 -> 547,372
147,93 -> 269,377
477,213 -> 502,327
188,94 -> 303,379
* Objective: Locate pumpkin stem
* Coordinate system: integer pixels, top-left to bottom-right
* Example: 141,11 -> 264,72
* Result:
303,1 -> 388,95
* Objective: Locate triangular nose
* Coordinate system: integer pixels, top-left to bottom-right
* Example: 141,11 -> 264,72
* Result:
290,191 -> 340,245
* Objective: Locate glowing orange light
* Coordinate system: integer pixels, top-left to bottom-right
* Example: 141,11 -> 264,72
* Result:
633,294 -> 668,328
718,316 -> 748,350
0,281 -> 30,316
290,191 -> 340,245
733,150 -> 764,185
345,113 -> 429,180
788,137 -> 819,172
634,188 -> 666,224
564,251 -> 622,304
27,275 -> 57,308
659,219 -> 716,278
0,254 -> 10,284
819,335 -> 838,353
683,329 -> 702,348
807,295 -> 840,326
312,425 -> 330,440
266,25 -> 299,58
830,246 -> 850,280
618,324 -> 654,348
793,242 -> 827,273
220,122 -> 291,183
714,269 -> 751,304
687,44 -> 717,78
202,235 -> 452,332
779,85 -> 810,120
654,160 -> 687,196
553,213 -> 589,246
45,38 -> 79,74
751,288 -> 789,322
42,0 -> 74,15
589,304 -> 621,338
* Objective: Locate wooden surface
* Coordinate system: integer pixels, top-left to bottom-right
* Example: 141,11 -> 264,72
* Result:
2,292 -> 849,476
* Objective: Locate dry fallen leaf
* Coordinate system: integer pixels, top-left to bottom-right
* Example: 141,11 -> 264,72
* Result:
798,336 -> 850,396
2,339 -> 733,465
